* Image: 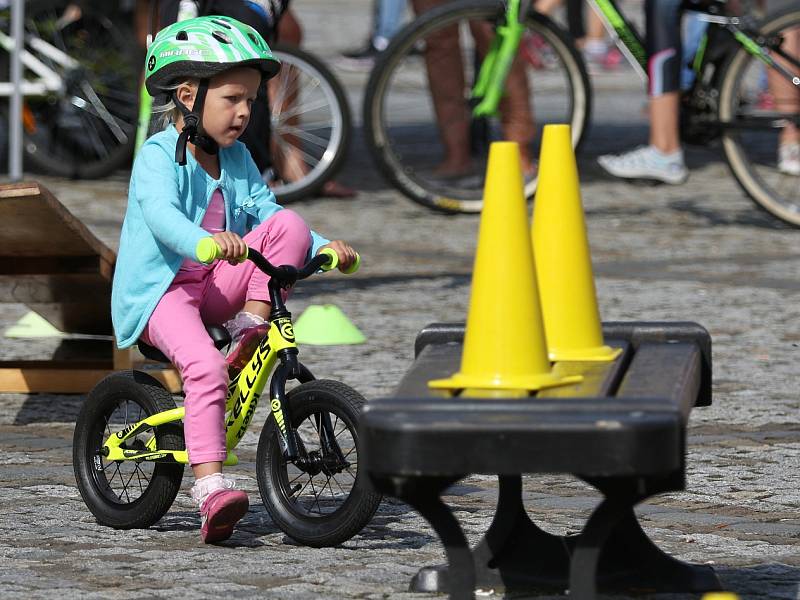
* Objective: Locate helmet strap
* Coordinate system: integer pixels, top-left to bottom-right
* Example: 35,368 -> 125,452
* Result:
173,78 -> 219,165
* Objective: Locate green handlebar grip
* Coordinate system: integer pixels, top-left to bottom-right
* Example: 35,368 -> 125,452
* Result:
341,253 -> 361,274
319,247 -> 339,271
196,237 -> 248,264
196,238 -> 222,264
318,249 -> 361,273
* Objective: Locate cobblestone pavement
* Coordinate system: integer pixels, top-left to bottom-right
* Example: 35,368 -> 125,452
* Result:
1,1 -> 799,598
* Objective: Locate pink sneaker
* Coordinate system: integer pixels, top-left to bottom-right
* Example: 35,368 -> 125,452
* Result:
200,489 -> 249,544
225,324 -> 269,371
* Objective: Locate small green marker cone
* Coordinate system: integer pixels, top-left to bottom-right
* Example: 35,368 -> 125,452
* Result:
293,304 -> 366,345
5,311 -> 65,338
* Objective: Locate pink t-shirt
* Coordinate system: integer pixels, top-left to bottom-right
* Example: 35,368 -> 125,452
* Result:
180,188 -> 226,272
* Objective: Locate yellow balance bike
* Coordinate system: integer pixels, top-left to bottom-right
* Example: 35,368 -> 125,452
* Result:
72,241 -> 381,547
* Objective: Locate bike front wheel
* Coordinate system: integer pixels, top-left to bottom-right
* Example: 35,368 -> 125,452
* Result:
266,44 -> 352,204
718,7 -> 800,227
363,0 -> 591,213
256,380 -> 382,547
73,371 -> 185,529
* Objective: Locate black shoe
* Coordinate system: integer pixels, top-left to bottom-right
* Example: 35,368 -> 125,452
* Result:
338,41 -> 381,70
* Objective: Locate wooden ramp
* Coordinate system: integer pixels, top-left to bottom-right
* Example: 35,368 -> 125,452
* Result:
0,181 -> 180,393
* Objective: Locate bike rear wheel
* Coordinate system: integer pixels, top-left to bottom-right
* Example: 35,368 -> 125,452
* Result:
256,379 -> 382,547
73,371 -> 185,529
17,0 -> 140,178
266,44 -> 351,204
363,0 -> 591,213
719,7 -> 800,226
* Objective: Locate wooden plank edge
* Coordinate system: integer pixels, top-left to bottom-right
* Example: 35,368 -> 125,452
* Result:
0,366 -> 182,394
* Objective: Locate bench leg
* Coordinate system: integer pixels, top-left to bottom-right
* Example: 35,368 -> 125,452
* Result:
401,478 -> 476,600
471,475 -> 571,590
569,496 -> 722,599
413,475 -> 573,595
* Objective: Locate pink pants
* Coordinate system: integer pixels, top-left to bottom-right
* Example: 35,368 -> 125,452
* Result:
141,210 -> 311,465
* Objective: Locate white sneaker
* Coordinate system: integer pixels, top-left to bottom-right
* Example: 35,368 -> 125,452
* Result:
598,145 -> 689,185
778,142 -> 800,176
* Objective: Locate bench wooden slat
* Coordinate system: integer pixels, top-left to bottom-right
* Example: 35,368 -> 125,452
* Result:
398,342 -> 630,399
539,342 -> 629,398
617,342 -> 702,419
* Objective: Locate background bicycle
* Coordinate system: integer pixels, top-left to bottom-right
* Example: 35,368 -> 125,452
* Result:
364,0 -> 800,225
0,0 -> 141,178
363,0 -> 591,214
586,0 -> 800,226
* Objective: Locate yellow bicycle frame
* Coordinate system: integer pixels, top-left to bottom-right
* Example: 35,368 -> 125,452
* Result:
101,319 -> 297,467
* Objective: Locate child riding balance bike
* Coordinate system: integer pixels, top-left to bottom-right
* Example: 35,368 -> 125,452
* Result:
72,15 -> 380,545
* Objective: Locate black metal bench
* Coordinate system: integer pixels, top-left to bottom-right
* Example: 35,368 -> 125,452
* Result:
361,321 -> 722,600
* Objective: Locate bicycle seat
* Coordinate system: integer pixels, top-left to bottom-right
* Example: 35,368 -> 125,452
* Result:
137,325 -> 232,363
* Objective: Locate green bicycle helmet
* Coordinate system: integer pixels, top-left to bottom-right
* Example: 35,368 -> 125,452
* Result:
145,15 -> 280,95
144,15 -> 281,164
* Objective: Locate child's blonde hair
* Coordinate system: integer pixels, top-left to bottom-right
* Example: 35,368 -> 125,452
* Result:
151,78 -> 199,130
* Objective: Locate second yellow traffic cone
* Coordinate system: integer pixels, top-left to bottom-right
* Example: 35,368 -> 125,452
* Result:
532,124 -> 619,362
430,141 -> 580,397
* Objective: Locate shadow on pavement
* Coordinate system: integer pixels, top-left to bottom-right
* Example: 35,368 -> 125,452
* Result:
717,563 -> 800,600
12,394 -> 84,426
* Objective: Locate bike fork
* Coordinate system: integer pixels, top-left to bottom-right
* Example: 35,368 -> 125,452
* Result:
269,353 -> 347,474
269,350 -> 315,461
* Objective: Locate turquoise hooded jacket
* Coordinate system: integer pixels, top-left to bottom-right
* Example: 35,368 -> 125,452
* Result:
111,126 -> 329,348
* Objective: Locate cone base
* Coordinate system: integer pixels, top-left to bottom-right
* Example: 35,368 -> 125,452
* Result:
549,345 -> 623,362
429,371 -> 582,395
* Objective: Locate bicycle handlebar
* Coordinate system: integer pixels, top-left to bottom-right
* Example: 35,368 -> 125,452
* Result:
195,237 -> 361,282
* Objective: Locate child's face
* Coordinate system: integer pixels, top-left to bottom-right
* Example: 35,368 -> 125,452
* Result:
180,67 -> 261,148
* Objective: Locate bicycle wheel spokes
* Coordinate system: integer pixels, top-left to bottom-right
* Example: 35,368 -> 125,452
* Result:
21,1 -> 139,178
283,410 -> 358,517
92,399 -> 156,505
267,46 -> 349,200
365,1 -> 589,213
720,11 -> 800,226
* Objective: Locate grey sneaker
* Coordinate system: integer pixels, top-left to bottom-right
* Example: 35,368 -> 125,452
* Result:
778,142 -> 800,176
598,145 -> 689,185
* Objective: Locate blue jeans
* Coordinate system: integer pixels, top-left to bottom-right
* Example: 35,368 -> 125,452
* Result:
375,0 -> 407,44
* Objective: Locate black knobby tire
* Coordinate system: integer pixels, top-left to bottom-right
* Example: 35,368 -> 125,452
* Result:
718,7 -> 800,227
256,380 -> 382,547
21,0 -> 139,178
73,370 -> 185,529
363,0 -> 591,213
267,44 -> 352,204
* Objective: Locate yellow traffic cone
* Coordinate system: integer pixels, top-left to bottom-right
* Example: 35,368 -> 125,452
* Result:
429,142 -> 580,397
532,124 -> 620,362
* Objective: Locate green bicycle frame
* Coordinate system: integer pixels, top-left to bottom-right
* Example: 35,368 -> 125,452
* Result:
101,320 -> 297,467
472,0 -> 526,116
732,27 -> 800,87
591,0 -> 799,93
470,0 -> 798,120
589,0 -> 647,74
471,0 -> 648,117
